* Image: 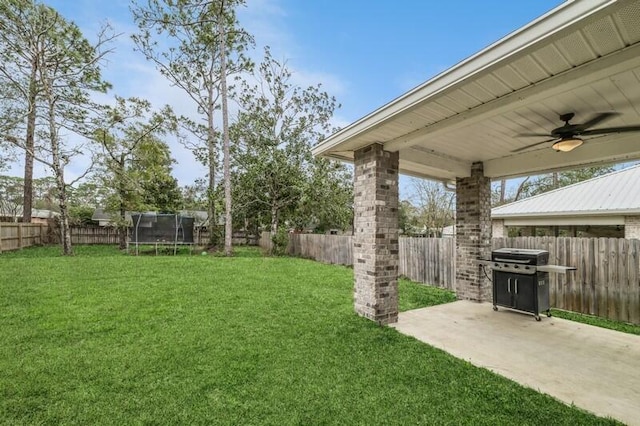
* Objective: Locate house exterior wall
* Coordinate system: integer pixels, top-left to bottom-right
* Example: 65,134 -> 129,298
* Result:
492,219 -> 506,238
353,143 -> 399,325
456,162 -> 492,302
625,216 -> 640,239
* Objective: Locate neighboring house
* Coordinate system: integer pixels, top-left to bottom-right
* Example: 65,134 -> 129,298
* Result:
179,210 -> 210,229
91,208 -> 133,227
0,206 -> 59,224
442,225 -> 455,238
492,165 -> 640,239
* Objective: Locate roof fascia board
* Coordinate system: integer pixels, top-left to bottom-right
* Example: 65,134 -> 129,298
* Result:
494,209 -> 640,219
502,216 -> 624,226
312,0 -> 616,157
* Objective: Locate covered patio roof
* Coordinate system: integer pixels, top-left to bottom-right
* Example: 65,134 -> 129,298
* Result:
312,0 -> 640,181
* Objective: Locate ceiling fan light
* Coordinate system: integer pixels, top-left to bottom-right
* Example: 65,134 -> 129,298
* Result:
552,137 -> 583,152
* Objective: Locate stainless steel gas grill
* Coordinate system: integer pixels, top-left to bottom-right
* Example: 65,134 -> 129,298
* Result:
491,248 -> 551,321
476,248 -> 576,321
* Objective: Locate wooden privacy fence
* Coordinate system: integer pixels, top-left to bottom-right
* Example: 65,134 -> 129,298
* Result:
261,232 -> 640,324
0,223 -> 48,252
493,237 -> 640,325
259,232 -> 455,290
69,226 -> 120,244
288,233 -> 354,266
399,237 -> 456,291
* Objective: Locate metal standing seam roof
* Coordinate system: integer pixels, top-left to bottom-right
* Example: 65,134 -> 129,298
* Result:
491,164 -> 640,218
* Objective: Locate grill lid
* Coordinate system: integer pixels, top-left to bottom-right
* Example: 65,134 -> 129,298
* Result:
491,247 -> 549,265
492,248 -> 548,256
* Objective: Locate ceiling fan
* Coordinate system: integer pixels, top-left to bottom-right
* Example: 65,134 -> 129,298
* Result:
512,112 -> 640,153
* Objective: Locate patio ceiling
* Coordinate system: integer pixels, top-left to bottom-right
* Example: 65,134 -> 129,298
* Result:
312,0 -> 640,182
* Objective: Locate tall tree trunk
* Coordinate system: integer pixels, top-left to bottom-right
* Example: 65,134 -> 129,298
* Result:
55,170 -> 72,255
271,205 -> 278,235
499,178 -> 506,204
42,66 -> 72,255
49,133 -> 72,255
219,20 -> 232,257
514,176 -> 530,201
207,86 -> 217,247
117,154 -> 127,250
22,60 -> 38,223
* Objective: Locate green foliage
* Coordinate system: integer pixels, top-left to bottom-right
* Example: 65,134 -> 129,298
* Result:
0,0 -> 114,254
132,0 -> 255,247
0,175 -> 23,217
270,227 -> 289,256
181,179 -> 208,210
0,247 -> 615,424
551,309 -> 640,336
67,180 -> 109,208
398,277 -> 457,311
233,48 -> 352,234
91,97 -> 181,216
67,205 -> 96,226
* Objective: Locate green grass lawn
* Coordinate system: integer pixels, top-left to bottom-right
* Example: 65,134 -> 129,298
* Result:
0,246 -> 618,425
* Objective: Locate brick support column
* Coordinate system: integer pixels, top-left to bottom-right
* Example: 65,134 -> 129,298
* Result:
455,162 -> 491,302
625,216 -> 640,239
353,143 -> 399,325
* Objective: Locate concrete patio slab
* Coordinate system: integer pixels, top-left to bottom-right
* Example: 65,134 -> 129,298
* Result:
390,300 -> 640,425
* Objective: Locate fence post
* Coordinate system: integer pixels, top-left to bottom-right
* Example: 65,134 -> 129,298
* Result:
0,221 -> 3,253
39,223 -> 45,245
18,223 -> 23,249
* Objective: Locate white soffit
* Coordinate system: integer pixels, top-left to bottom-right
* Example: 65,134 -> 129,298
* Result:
313,0 -> 640,182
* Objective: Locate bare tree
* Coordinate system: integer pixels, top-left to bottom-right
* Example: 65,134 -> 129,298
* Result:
410,178 -> 455,237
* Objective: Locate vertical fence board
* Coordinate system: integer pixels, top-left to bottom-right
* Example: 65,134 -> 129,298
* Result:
628,240 -> 640,325
0,223 -> 47,252
618,238 -> 629,323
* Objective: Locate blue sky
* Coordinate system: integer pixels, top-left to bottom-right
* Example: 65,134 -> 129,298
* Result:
19,0 -> 563,198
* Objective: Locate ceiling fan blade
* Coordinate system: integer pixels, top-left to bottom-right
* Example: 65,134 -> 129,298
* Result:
579,112 -> 620,130
581,125 -> 640,136
516,132 -> 552,137
511,138 -> 556,153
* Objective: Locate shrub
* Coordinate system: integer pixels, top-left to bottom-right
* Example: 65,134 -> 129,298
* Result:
271,228 -> 289,256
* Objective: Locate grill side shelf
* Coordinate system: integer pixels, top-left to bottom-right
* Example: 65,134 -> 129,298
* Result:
476,260 -> 576,275
536,265 -> 576,274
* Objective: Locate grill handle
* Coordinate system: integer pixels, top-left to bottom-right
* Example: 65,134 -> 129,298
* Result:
494,257 -> 532,264
507,278 -> 511,293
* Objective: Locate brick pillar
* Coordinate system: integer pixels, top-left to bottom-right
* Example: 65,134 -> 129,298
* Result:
625,216 -> 640,239
353,143 -> 399,325
455,162 -> 491,302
